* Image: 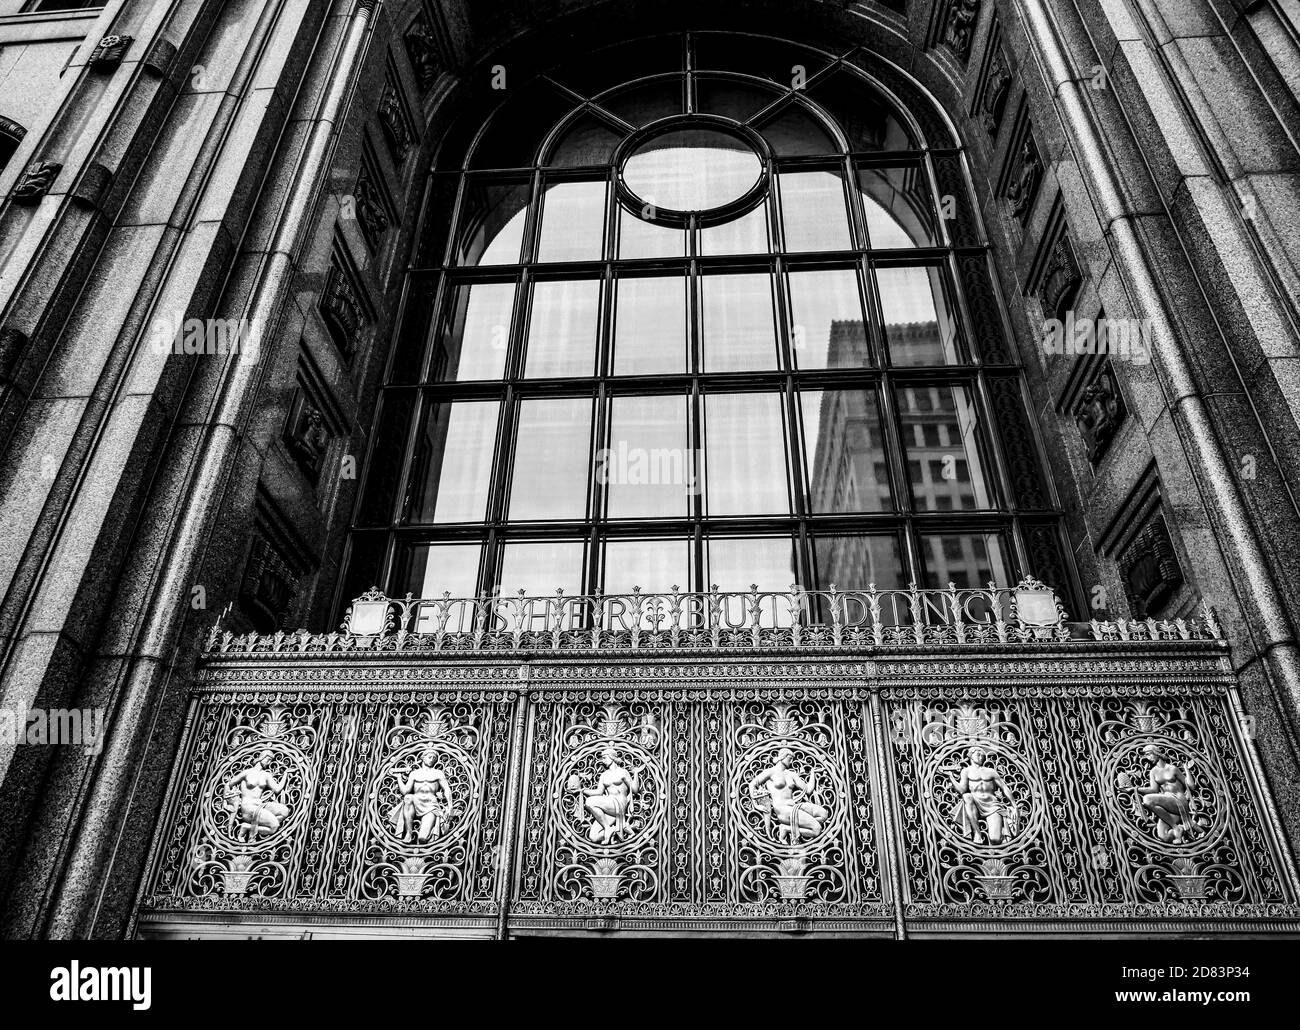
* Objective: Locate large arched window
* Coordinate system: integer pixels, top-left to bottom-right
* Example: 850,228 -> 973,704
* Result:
343,32 -> 1066,607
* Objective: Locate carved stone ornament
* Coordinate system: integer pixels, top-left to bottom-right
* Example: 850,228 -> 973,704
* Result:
943,0 -> 981,62
404,13 -> 442,92
89,34 -> 134,70
378,81 -> 413,165
239,537 -> 298,632
320,259 -> 364,360
1006,136 -> 1043,221
1040,233 -> 1082,321
0,115 -> 26,146
1073,363 -> 1126,465
285,398 -> 332,482
980,49 -> 1011,136
1118,515 -> 1183,619
354,165 -> 390,251
11,161 -> 61,204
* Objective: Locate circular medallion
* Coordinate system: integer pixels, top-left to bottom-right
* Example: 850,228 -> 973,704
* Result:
923,739 -> 1041,856
617,117 -> 769,225
370,739 -> 478,850
1103,736 -> 1224,855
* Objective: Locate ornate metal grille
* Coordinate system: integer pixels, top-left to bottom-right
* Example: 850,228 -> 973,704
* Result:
135,588 -> 1300,938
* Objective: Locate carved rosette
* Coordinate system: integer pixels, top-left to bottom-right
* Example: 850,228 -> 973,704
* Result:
89,34 -> 134,70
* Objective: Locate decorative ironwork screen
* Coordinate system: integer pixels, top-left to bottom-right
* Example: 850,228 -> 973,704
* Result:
135,588 -> 1300,937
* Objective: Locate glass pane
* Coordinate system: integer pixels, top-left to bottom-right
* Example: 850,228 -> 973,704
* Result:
548,113 -> 623,167
431,282 -> 512,381
704,392 -> 789,515
622,128 -> 762,213
613,276 -> 687,375
390,280 -> 435,383
357,391 -> 415,525
410,400 -> 499,523
498,540 -> 585,596
756,104 -> 838,157
698,204 -> 769,256
454,178 -> 530,266
896,384 -> 994,511
536,180 -> 606,262
706,536 -> 797,592
920,533 -> 1012,590
692,34 -> 830,84
808,69 -> 915,152
602,394 -> 692,518
603,538 -> 690,596
552,36 -> 682,97
780,169 -> 852,252
399,542 -> 481,598
858,164 -> 936,248
416,174 -> 458,266
799,389 -> 892,513
700,272 -> 778,371
812,534 -> 905,591
877,265 -> 962,365
471,79 -> 572,169
509,397 -> 593,519
788,269 -> 868,370
598,77 -> 683,126
524,280 -> 600,378
341,531 -> 387,609
618,204 -> 687,258
695,75 -> 781,122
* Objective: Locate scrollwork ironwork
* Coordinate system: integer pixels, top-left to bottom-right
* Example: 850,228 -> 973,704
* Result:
139,619 -> 1297,934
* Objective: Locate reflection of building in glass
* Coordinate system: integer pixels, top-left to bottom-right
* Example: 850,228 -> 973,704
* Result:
805,318 -> 992,590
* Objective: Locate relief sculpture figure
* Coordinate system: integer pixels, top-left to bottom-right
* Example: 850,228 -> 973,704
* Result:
951,745 -> 1020,845
748,747 -> 828,844
390,749 -> 454,844
223,750 -> 291,842
569,748 -> 641,845
1129,743 -> 1201,844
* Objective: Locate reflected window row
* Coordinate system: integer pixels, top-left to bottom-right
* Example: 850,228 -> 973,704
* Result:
376,529 -> 1014,601
414,260 -> 965,384
387,382 -> 996,525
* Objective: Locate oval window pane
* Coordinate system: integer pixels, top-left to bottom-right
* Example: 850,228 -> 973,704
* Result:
623,128 -> 762,213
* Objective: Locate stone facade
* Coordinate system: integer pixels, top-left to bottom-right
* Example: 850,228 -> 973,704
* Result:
1,0 -> 1300,939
